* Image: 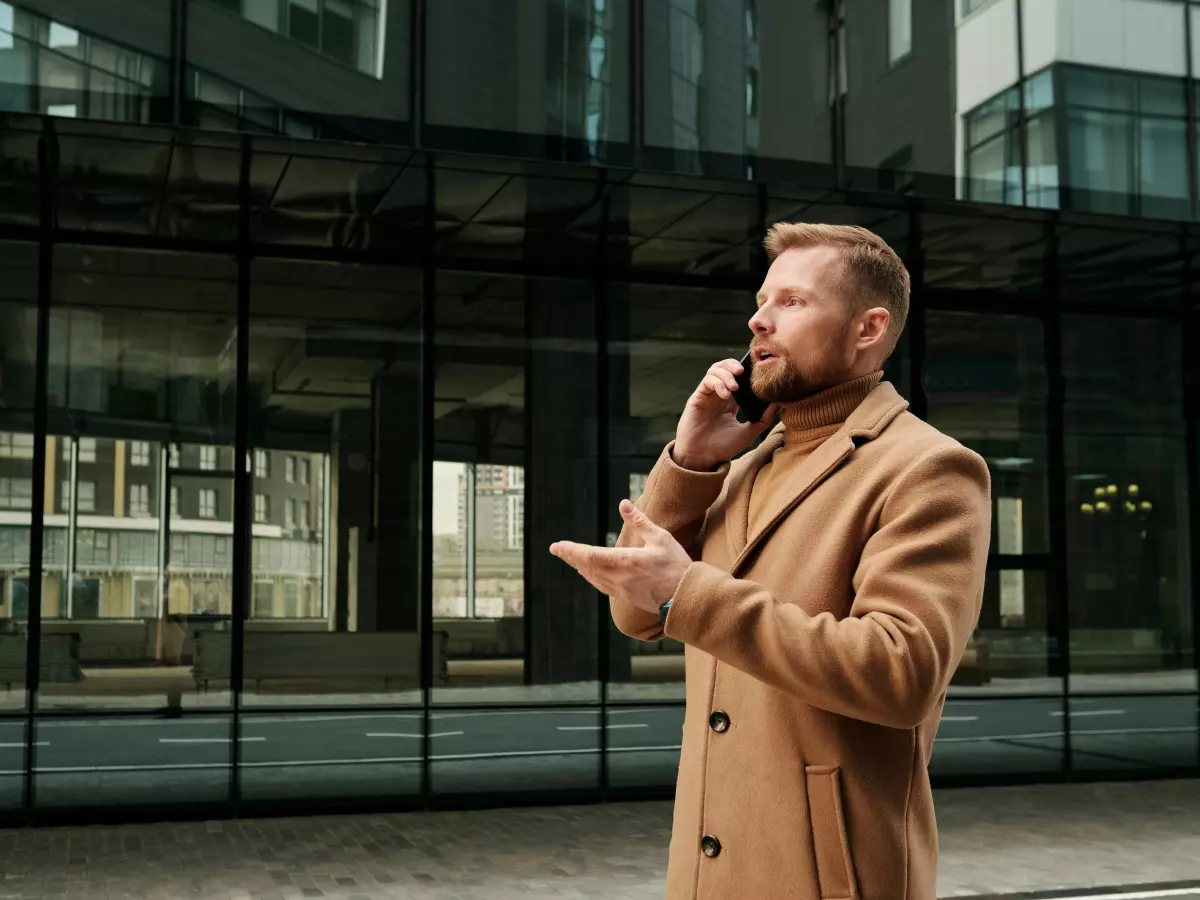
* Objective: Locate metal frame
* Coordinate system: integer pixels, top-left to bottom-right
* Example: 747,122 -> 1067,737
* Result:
3,0 -> 1200,828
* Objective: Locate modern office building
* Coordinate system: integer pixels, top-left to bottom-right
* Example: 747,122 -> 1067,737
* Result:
0,0 -> 1197,825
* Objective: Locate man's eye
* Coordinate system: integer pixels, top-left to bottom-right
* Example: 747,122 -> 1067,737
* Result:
788,297 -> 803,306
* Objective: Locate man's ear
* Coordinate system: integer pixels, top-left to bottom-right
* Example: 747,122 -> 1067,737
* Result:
855,307 -> 891,351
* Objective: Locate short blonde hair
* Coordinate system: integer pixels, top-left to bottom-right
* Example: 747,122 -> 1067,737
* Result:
764,222 -> 910,355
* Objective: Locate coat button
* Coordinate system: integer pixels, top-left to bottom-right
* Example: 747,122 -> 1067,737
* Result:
709,711 -> 730,733
701,835 -> 722,857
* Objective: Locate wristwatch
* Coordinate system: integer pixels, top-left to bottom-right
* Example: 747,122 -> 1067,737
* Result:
658,598 -> 673,625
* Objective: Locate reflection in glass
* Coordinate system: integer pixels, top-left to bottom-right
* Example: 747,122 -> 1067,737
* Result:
425,0 -> 629,157
1068,694 -> 1198,772
1064,317 -> 1193,692
0,242 -> 38,728
930,698 -> 1064,779
0,2 -> 169,123
433,272 -> 599,703
246,258 -> 420,708
33,716 -> 231,810
36,246 -> 236,711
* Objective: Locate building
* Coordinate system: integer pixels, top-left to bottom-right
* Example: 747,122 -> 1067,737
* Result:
0,0 -> 1197,825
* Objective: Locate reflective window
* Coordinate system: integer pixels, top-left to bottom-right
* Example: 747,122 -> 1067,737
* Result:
187,0 -> 410,142
888,0 -> 911,64
0,1 -> 170,124
433,272 -> 599,706
43,245 -> 237,712
425,0 -> 630,160
1063,317 -> 1193,693
642,0 -> 828,173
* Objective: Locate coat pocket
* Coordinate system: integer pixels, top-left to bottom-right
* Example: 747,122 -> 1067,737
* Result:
805,765 -> 859,900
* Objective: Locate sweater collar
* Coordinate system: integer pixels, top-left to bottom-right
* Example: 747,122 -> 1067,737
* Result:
779,371 -> 884,446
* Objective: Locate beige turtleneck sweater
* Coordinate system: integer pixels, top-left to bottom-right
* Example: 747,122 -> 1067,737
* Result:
747,370 -> 884,535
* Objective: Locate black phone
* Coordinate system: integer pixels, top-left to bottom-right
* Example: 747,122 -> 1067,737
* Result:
733,350 -> 770,424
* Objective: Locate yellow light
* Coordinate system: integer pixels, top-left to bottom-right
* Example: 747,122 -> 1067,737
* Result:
1096,501 -> 1112,513
1106,484 -> 1118,496
1094,486 -> 1106,499
1125,501 -> 1137,513
1140,501 -> 1153,512
1081,503 -> 1095,515
1127,484 -> 1140,496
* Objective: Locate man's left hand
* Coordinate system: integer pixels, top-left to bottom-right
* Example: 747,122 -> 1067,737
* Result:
550,499 -> 692,615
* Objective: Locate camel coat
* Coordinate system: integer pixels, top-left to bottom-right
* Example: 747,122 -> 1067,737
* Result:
611,381 -> 991,900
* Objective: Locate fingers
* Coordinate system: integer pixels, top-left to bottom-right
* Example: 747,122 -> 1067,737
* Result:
699,362 -> 741,401
618,499 -> 666,542
549,540 -> 629,594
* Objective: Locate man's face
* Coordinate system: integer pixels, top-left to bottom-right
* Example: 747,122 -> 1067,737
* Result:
747,245 -> 860,403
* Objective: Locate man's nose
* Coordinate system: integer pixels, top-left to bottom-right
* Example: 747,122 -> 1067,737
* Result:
748,309 -> 771,333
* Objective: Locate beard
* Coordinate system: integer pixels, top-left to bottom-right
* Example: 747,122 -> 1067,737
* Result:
749,324 -> 854,404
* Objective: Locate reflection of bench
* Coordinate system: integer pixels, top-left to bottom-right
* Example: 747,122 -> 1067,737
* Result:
191,631 -> 448,692
0,633 -> 83,689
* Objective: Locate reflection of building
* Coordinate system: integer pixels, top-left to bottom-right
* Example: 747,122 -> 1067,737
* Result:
0,0 -> 1197,825
0,434 -> 324,621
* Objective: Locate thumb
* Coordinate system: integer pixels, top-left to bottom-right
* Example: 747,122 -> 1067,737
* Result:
619,499 -> 663,539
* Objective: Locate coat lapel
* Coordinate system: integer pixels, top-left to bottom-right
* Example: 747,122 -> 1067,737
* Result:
725,382 -> 911,575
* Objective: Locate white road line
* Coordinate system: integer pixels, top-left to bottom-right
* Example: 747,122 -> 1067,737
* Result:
940,716 -> 980,722
557,724 -> 649,732
1051,709 -> 1125,718
0,742 -> 47,748
1073,726 -> 1198,737
430,709 -> 601,721
159,737 -> 266,744
39,718 -> 231,729
365,732 -> 465,739
247,713 -> 423,724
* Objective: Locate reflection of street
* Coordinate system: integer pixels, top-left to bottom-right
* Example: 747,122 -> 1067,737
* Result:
1,697 -> 1196,801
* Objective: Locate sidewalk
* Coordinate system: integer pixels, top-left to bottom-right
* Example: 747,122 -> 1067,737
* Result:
0,779 -> 1198,899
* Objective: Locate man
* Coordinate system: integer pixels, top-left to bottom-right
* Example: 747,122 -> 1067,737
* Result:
551,223 -> 991,900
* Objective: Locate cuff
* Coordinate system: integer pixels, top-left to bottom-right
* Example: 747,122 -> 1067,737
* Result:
662,560 -> 730,648
648,441 -> 730,501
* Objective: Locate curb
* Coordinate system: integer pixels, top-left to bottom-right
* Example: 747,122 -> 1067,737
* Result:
949,879 -> 1200,900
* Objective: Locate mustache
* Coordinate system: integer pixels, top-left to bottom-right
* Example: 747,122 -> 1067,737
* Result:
749,339 -> 786,358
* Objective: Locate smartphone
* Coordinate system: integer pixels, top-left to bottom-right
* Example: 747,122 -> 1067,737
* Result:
733,350 -> 770,424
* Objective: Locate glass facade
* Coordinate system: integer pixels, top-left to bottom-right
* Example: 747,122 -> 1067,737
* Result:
0,0 -> 1198,824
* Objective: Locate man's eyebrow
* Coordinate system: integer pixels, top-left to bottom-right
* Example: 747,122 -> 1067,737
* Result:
756,286 -> 813,305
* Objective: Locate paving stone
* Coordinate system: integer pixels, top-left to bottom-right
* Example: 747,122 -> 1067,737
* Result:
0,780 -> 1198,898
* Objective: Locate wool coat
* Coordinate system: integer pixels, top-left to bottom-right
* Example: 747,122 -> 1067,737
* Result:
610,381 -> 992,900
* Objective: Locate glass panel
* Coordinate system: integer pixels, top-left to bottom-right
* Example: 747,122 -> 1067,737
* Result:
1063,67 -> 1136,113
246,259 -> 421,710
430,707 -> 602,796
966,131 -> 1021,206
187,0 -> 411,142
1065,109 -> 1134,216
425,0 -> 631,161
606,282 -> 751,702
0,241 -> 38,733
930,698 -> 1064,779
237,711 -> 422,804
642,0 -> 829,174
0,717 -> 21,811
433,273 -> 599,705
41,246 -> 236,712
33,715 -> 231,810
1068,695 -> 1198,773
0,3 -> 169,123
1139,116 -> 1189,221
605,704 -> 684,789
1025,112 -> 1060,210
1063,317 -> 1193,693
925,313 -> 1050,556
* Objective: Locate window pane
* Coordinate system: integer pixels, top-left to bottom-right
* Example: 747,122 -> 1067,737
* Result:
642,0 -> 827,173
426,0 -> 630,159
1063,317 -> 1193,693
1139,116 -> 1189,221
888,0 -> 911,64
244,261 -> 415,728
186,0 -> 410,141
44,245 -> 236,712
0,5 -> 168,124
1065,109 -> 1133,216
433,271 -> 599,717
0,241 -> 38,768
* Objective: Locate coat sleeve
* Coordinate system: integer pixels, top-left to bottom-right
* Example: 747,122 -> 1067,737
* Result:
661,444 -> 991,729
609,440 -> 731,642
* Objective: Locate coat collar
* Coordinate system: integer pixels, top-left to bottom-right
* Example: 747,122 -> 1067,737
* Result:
724,381 -> 910,573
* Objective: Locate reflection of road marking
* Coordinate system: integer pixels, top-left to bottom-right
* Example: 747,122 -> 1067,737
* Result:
366,732 -> 464,739
40,719 -> 231,729
248,713 -> 423,724
557,724 -> 649,732
940,716 -> 979,722
433,745 -> 681,761
936,731 -> 1063,744
1050,888 -> 1200,899
936,725 -> 1198,744
0,742 -> 47,748
1051,709 -> 1125,718
159,737 -> 265,744
1073,726 -> 1197,737
431,710 -> 602,721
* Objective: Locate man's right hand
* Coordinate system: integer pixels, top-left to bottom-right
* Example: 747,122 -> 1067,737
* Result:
672,359 -> 779,471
